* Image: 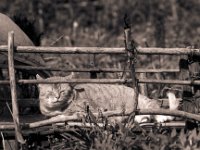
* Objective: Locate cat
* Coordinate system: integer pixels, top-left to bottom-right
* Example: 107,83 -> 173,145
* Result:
36,74 -> 180,123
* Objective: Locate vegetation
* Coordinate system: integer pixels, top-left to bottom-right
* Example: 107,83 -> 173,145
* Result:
0,0 -> 200,149
20,122 -> 200,149
1,0 -> 199,48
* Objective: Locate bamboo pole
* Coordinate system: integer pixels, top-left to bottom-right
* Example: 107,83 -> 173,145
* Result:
22,109 -> 200,128
0,64 -> 180,73
124,25 -> 139,121
18,78 -> 133,84
7,31 -> 25,145
139,79 -> 200,85
0,45 -> 200,55
139,73 -> 148,95
89,54 -> 97,78
1,78 -> 200,85
0,121 -> 186,131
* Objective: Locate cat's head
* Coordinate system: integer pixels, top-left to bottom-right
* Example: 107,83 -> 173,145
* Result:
36,74 -> 74,110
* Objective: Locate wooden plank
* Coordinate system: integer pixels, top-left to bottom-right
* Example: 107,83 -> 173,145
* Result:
0,45 -> 200,55
7,31 -> 25,145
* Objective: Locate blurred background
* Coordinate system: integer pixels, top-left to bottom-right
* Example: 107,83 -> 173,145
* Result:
1,0 -> 199,47
0,2 -> 199,148
0,0 -> 200,97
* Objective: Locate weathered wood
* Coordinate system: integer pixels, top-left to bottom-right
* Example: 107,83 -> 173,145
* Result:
124,26 -> 139,122
0,64 -> 180,73
4,139 -> 17,150
139,73 -> 148,95
7,31 -> 25,145
0,45 -> 200,55
24,109 -> 200,128
188,55 -> 200,113
89,54 -> 97,78
0,121 -> 186,131
0,78 -> 200,85
139,79 -> 200,85
179,57 -> 195,113
139,121 -> 185,128
5,78 -> 132,84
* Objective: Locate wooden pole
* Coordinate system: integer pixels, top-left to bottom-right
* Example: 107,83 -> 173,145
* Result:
89,54 -> 97,79
139,73 -> 148,95
0,45 -> 200,55
24,109 -> 200,128
179,58 -> 194,113
1,78 -> 200,85
0,64 -> 180,73
188,54 -> 200,113
124,25 -> 139,121
8,31 -> 25,145
0,121 -> 186,131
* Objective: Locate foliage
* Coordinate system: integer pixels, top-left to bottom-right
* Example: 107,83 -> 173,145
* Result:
0,0 -> 199,47
0,1 -> 200,149
19,122 -> 200,150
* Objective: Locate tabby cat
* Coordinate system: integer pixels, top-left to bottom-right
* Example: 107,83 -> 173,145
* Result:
36,74 -> 179,123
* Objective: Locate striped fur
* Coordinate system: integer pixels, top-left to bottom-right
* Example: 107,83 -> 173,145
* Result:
37,75 -> 179,123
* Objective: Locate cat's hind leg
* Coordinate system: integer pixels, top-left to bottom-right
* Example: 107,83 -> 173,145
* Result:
155,115 -> 174,123
135,115 -> 151,123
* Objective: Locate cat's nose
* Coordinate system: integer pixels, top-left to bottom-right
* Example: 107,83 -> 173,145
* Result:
55,94 -> 60,99
52,98 -> 58,103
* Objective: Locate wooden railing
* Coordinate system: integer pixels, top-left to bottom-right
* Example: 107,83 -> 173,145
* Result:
1,30 -> 200,145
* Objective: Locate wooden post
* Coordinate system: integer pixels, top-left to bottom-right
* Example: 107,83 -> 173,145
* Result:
8,31 -> 25,146
188,54 -> 200,113
139,73 -> 148,95
179,58 -> 194,113
89,54 -> 97,79
124,25 -> 139,121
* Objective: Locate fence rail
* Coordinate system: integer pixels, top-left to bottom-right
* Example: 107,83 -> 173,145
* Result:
1,29 -> 200,145
0,45 -> 200,55
0,64 -> 180,73
1,77 -> 200,85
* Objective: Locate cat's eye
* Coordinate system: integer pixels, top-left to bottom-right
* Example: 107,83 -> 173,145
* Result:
60,90 -> 65,94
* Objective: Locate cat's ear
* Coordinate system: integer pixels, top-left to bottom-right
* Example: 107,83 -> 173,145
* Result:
36,74 -> 44,80
36,74 -> 44,89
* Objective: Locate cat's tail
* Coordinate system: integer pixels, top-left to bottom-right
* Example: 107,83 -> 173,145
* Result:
167,91 -> 180,110
155,91 -> 180,123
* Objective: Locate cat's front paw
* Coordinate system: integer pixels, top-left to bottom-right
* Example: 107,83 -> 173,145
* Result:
50,111 -> 63,116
